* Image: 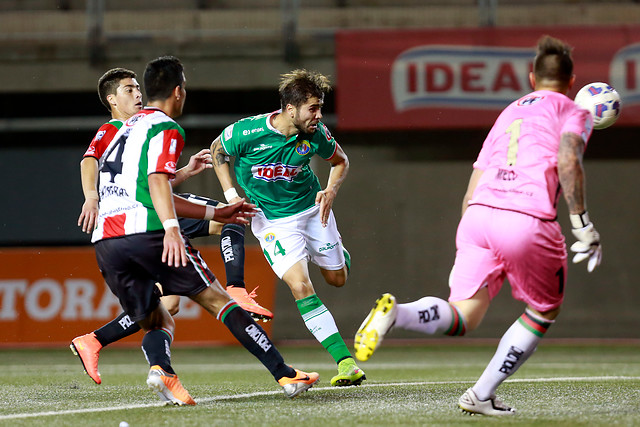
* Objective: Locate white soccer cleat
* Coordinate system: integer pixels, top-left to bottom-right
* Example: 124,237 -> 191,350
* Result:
278,369 -> 320,398
458,388 -> 516,416
354,293 -> 397,361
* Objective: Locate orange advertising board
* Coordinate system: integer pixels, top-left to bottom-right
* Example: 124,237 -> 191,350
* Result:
0,246 -> 276,347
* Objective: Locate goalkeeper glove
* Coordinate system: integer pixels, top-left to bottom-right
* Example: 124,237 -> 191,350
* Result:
569,212 -> 602,273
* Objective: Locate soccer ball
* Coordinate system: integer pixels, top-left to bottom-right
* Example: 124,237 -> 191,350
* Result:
574,82 -> 622,130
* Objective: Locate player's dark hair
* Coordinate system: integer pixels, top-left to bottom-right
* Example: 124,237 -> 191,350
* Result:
533,35 -> 574,86
143,56 -> 184,102
279,69 -> 332,110
97,68 -> 137,112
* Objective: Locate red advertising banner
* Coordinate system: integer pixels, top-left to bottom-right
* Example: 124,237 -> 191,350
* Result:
336,26 -> 640,130
0,246 -> 276,347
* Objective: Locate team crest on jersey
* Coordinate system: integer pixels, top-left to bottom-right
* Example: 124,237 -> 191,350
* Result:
321,123 -> 333,142
126,115 -> 141,126
94,130 -> 106,141
164,161 -> 177,173
224,124 -> 234,141
295,140 -> 311,156
517,95 -> 545,106
265,233 -> 276,242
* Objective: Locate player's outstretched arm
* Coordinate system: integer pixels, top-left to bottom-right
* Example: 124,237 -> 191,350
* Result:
558,132 -> 586,215
149,172 -> 187,267
558,132 -> 602,272
212,199 -> 256,225
172,149 -> 213,187
316,142 -> 349,227
210,137 -> 242,204
78,157 -> 100,234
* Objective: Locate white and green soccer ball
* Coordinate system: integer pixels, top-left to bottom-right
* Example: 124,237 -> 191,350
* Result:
574,82 -> 622,130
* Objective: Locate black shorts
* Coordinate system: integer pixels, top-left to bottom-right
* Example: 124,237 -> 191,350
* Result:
176,193 -> 220,239
94,232 -> 217,322
179,218 -> 210,239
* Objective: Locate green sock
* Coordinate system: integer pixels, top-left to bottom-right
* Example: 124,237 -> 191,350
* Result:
343,247 -> 351,273
296,294 -> 352,363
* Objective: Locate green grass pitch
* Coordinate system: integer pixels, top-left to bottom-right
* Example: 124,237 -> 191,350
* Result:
0,340 -> 638,426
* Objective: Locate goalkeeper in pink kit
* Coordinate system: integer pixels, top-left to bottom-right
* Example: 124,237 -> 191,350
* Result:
355,35 -> 602,415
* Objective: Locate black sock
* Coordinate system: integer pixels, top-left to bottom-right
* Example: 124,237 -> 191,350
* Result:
94,312 -> 141,347
220,302 -> 295,381
141,329 -> 174,374
220,224 -> 246,289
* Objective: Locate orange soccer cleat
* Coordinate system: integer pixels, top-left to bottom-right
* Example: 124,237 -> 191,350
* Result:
146,365 -> 196,406
227,285 -> 274,322
70,332 -> 103,384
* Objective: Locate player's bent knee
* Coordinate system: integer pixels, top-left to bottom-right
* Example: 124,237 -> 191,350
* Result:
327,277 -> 346,287
209,221 -> 223,235
531,305 -> 562,322
321,269 -> 347,287
287,281 -> 315,300
190,282 -> 232,316
161,295 -> 181,316
140,304 -> 176,333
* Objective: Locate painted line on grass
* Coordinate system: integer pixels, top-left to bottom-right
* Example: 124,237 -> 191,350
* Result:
1,376 -> 639,420
8,360 -> 640,373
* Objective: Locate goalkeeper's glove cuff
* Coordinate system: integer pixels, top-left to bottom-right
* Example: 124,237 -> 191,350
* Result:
569,211 -> 590,229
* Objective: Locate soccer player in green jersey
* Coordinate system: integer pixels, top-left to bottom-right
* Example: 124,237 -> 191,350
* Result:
210,69 -> 365,387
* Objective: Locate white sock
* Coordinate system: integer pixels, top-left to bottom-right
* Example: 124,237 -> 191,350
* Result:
395,296 -> 466,336
472,309 -> 553,401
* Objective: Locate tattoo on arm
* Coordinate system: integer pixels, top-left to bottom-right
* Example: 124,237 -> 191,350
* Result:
212,140 -> 230,167
558,133 -> 586,214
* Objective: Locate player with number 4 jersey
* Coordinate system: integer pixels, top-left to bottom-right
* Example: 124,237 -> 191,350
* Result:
91,107 -> 185,242
73,67 -> 275,387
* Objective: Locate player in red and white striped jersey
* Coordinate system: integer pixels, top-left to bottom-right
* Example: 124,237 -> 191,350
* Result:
72,68 -> 273,386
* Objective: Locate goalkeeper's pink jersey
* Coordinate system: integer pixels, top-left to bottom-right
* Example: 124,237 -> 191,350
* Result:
469,90 -> 593,220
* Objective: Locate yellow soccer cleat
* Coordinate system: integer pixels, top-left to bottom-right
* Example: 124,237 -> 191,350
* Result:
330,357 -> 366,386
354,293 -> 397,362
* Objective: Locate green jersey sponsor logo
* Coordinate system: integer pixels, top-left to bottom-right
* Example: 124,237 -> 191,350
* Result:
251,162 -> 301,182
319,241 -> 340,252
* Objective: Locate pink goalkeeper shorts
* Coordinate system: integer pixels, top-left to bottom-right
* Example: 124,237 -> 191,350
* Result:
449,204 -> 567,312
